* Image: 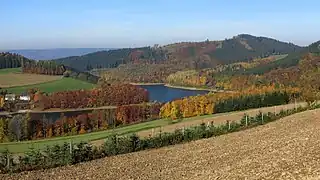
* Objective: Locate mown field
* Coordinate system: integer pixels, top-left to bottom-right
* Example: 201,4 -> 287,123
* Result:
0,68 -> 21,74
2,108 -> 319,179
5,77 -> 96,94
0,68 -> 62,88
0,68 -> 96,94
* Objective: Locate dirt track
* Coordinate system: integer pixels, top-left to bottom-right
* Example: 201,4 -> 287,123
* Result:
91,102 -> 307,147
2,108 -> 320,180
137,102 -> 306,137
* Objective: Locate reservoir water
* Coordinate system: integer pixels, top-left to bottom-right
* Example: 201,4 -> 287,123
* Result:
139,85 -> 209,103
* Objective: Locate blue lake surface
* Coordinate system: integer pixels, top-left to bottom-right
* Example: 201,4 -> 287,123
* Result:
139,85 -> 209,103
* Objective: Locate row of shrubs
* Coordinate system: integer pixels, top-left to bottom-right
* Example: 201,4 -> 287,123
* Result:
1,103 -> 318,173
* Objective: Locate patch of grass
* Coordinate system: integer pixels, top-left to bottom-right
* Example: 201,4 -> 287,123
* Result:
0,68 -> 21,74
5,77 -> 96,94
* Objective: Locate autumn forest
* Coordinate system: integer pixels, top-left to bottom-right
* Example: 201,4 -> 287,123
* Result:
0,34 -> 319,143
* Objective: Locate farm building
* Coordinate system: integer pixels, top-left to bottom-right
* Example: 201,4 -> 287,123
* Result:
19,92 -> 30,101
5,94 -> 16,101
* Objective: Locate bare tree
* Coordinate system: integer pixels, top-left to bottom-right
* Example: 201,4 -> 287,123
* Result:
8,115 -> 25,141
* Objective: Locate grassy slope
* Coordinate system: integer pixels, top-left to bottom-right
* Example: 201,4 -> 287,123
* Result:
0,102 -> 307,153
5,77 -> 95,94
0,68 -> 21,74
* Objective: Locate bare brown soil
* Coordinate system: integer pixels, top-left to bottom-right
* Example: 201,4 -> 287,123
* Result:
2,108 -> 320,180
0,73 -> 61,88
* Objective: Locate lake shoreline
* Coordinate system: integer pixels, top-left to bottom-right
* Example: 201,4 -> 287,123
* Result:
130,82 -> 165,85
130,82 -> 220,92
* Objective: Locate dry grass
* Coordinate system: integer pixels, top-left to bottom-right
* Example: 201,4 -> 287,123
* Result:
2,109 -> 320,180
0,73 -> 61,88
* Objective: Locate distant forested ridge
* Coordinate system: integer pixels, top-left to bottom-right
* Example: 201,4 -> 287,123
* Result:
5,48 -> 113,60
53,34 -> 302,72
54,46 -> 167,71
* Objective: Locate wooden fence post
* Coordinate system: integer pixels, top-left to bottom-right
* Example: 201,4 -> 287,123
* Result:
69,140 -> 72,154
245,115 -> 248,127
6,154 -> 10,169
182,126 -> 185,136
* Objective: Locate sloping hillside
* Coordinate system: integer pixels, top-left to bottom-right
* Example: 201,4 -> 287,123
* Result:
3,109 -> 320,180
243,40 -> 320,74
54,46 -> 168,71
54,34 -> 302,71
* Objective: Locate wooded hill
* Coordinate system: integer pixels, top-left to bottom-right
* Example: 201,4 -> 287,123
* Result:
54,47 -> 168,71
0,52 -> 32,69
53,34 -> 302,72
164,40 -> 320,97
242,40 -> 320,75
0,53 -> 100,84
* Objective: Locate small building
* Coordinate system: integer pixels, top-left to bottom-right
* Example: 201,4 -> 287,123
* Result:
5,94 -> 16,101
19,92 -> 30,101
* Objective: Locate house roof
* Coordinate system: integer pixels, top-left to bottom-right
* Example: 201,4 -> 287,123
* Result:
5,94 -> 15,97
20,92 -> 28,96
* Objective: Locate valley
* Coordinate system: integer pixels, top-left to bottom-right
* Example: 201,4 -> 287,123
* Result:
0,34 -> 319,178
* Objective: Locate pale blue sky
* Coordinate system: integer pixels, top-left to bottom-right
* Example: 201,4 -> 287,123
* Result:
1,0 -> 320,49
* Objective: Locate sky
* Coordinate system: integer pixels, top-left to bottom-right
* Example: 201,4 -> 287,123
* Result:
1,0 -> 320,49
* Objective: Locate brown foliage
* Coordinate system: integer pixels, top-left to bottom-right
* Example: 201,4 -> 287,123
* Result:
32,84 -> 149,110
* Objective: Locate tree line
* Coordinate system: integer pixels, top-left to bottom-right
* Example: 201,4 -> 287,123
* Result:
22,60 -> 66,75
0,103 -> 163,142
0,52 -> 29,69
32,84 -> 149,110
160,85 -> 301,120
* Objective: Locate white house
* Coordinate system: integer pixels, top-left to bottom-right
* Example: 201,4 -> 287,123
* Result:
19,95 -> 30,101
19,92 -> 30,101
5,94 -> 16,101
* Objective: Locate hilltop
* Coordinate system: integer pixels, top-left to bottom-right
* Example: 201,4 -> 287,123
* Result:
53,34 -> 302,72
